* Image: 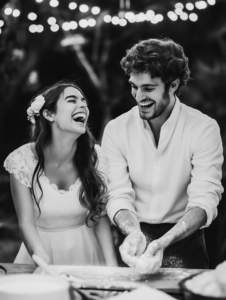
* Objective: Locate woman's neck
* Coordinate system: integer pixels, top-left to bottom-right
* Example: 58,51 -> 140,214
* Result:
44,133 -> 78,166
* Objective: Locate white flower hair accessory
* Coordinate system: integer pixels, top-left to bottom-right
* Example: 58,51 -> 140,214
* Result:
27,95 -> 45,124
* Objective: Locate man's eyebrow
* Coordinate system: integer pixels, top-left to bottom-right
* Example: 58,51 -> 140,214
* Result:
65,95 -> 86,101
128,81 -> 158,87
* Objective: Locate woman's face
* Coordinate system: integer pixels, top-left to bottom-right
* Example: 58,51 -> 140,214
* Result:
53,86 -> 89,135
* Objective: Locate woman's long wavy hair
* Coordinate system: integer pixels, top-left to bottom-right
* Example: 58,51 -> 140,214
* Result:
28,80 -> 107,227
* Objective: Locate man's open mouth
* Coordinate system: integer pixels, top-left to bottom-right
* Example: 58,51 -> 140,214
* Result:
139,101 -> 154,108
72,113 -> 86,124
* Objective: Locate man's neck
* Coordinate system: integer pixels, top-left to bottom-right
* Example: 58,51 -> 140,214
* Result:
148,95 -> 176,146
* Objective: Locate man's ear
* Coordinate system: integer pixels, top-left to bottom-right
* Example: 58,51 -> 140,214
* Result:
169,79 -> 180,94
43,109 -> 54,122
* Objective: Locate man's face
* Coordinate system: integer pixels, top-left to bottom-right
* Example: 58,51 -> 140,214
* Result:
129,72 -> 170,121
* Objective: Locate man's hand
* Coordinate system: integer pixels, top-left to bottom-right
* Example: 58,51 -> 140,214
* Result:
119,230 -> 146,267
135,240 -> 164,274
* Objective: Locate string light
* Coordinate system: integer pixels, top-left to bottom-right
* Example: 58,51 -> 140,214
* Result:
0,29 -> 2,34
4,7 -> 13,15
186,3 -> 194,10
28,12 -> 37,21
50,24 -> 59,32
91,7 -> 100,15
0,20 -> 4,27
79,4 -> 89,13
69,2 -> 77,10
49,0 -> 59,8
12,0 -> 216,33
12,9 -> 20,17
47,17 -> 56,25
189,12 -> 198,21
103,15 -> 111,23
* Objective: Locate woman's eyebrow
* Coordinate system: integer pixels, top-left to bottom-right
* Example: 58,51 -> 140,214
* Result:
65,95 -> 87,101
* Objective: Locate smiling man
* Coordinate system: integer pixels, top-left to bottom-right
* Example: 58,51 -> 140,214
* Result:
101,38 -> 224,273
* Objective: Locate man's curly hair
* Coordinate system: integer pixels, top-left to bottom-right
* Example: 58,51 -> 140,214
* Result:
120,38 -> 191,95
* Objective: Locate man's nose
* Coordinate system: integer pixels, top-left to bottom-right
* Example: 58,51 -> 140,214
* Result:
135,89 -> 144,102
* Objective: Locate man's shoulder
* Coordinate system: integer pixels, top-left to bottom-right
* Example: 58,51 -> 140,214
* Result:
106,106 -> 138,129
181,102 -> 217,126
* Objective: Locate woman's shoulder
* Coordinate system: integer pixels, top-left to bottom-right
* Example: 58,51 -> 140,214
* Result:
4,143 -> 35,162
3,143 -> 37,187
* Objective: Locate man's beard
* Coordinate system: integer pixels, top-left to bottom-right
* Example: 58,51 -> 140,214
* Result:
139,89 -> 170,121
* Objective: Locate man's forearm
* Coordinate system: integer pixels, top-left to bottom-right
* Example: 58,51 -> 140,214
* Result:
114,209 -> 141,236
158,207 -> 207,249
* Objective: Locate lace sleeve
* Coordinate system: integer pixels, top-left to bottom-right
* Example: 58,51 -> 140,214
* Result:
3,145 -> 33,187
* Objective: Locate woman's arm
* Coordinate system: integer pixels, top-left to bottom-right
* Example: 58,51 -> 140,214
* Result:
94,216 -> 118,266
10,174 -> 49,264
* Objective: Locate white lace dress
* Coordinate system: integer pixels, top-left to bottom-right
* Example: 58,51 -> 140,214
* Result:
4,143 -> 106,266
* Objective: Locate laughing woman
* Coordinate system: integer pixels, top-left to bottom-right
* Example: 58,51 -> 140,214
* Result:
4,80 -> 117,266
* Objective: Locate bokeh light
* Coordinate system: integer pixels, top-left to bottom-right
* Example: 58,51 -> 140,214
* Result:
189,12 -> 198,21
103,15 -> 111,23
112,16 -> 120,25
50,24 -> 59,32
91,7 -> 100,15
186,3 -> 194,10
88,19 -> 96,27
29,24 -> 37,33
28,12 -> 37,21
37,24 -> 44,33
62,22 -> 70,31
69,2 -> 77,10
180,12 -> 188,20
47,17 -> 56,25
70,21 -> 78,30
119,19 -> 127,26
79,4 -> 89,13
175,3 -> 184,9
79,19 -> 88,28
49,0 -> 59,8
4,7 -> 13,15
12,9 -> 20,17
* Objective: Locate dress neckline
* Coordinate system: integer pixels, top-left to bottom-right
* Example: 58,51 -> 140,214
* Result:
27,143 -> 81,194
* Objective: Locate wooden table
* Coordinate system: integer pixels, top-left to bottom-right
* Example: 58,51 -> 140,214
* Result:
0,263 -> 204,300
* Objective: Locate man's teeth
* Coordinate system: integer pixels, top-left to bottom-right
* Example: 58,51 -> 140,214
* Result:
140,102 -> 153,107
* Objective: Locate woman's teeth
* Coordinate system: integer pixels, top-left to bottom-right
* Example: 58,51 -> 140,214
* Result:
73,113 -> 86,123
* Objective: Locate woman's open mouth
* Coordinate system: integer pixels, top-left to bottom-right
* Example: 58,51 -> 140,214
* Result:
72,113 -> 86,125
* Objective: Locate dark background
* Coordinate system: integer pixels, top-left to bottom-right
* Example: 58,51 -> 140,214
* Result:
0,0 -> 226,268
